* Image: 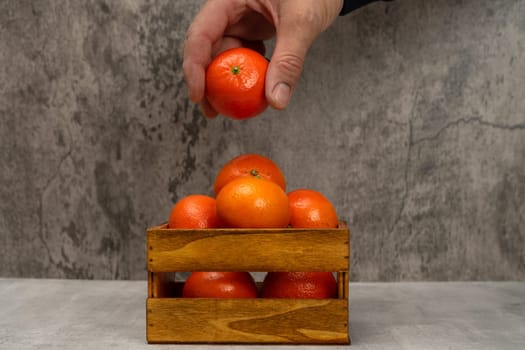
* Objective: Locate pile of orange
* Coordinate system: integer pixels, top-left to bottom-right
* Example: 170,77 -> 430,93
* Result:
169,153 -> 338,230
168,153 -> 339,299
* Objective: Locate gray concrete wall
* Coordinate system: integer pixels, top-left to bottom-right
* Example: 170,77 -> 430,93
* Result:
1,0 -> 524,281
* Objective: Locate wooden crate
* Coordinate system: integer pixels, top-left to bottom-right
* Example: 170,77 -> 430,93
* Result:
146,222 -> 350,344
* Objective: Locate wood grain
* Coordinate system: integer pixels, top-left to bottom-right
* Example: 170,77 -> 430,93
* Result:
147,225 -> 350,272
146,297 -> 349,344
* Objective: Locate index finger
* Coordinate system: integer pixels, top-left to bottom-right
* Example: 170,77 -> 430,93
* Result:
183,0 -> 249,103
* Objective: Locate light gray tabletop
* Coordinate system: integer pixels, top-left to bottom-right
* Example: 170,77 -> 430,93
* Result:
0,279 -> 524,350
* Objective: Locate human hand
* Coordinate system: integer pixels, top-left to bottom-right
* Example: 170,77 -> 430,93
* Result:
183,0 -> 343,118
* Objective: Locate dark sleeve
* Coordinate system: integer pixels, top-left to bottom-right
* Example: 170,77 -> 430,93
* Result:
339,0 -> 393,15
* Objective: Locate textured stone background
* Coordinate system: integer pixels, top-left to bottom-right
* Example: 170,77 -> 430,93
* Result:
1,0 -> 524,281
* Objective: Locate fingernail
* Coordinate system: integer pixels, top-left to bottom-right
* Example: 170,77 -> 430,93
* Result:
272,83 -> 291,109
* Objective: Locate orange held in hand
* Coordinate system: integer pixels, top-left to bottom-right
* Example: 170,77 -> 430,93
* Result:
287,189 -> 338,228
168,194 -> 218,229
214,153 -> 286,196
182,272 -> 258,298
261,272 -> 338,299
216,177 -> 290,228
205,47 -> 269,120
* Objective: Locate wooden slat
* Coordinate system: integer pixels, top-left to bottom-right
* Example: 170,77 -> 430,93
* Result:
147,226 -> 349,272
148,272 -> 154,298
146,298 -> 349,344
337,272 -> 344,299
343,271 -> 349,299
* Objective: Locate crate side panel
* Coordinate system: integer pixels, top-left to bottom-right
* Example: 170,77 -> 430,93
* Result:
147,229 -> 349,272
146,298 -> 349,344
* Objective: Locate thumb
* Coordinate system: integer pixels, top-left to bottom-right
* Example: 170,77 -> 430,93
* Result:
264,1 -> 342,110
265,16 -> 316,110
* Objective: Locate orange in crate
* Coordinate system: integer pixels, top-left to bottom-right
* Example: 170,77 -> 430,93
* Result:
146,222 -> 350,344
